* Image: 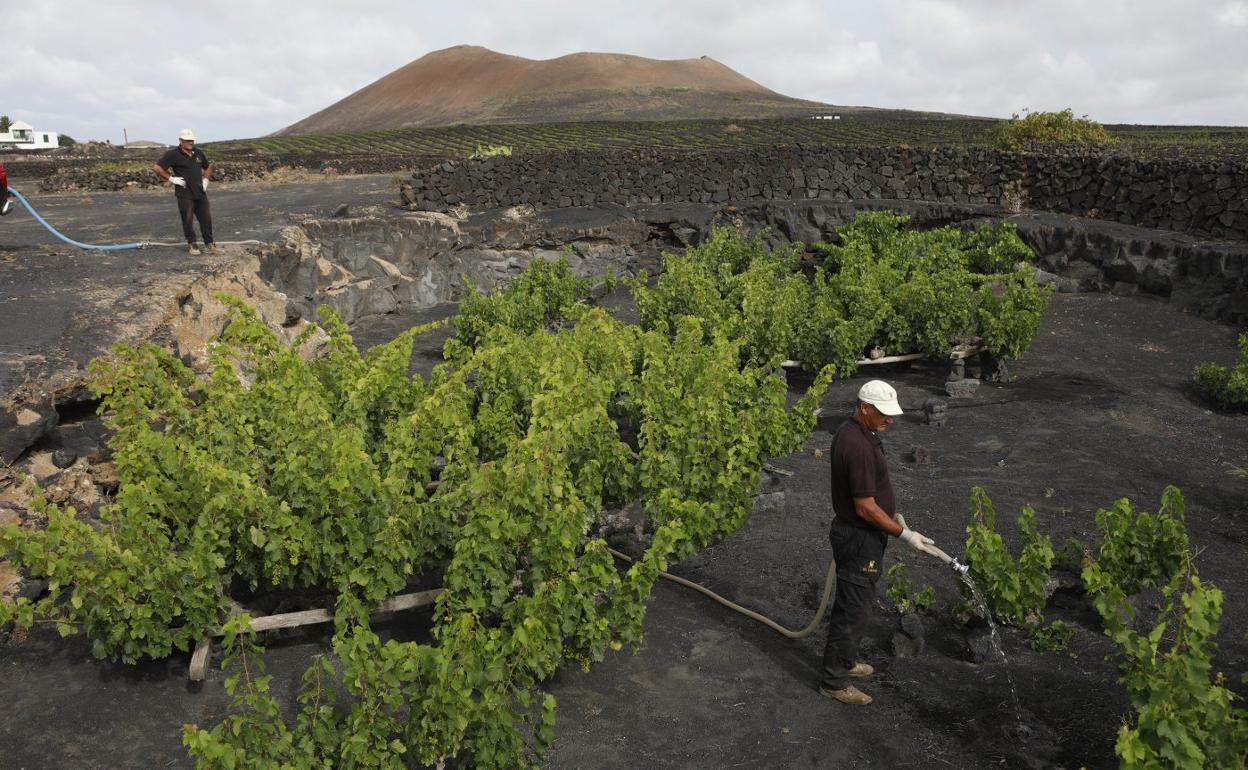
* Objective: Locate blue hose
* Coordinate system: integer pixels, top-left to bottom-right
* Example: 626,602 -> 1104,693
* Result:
6,188 -> 147,251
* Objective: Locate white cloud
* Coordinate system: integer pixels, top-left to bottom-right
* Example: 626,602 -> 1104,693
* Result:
1217,2 -> 1248,26
0,0 -> 1244,141
820,37 -> 884,83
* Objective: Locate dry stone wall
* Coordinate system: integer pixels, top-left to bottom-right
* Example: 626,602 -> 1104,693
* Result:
402,146 -> 1248,243
2,154 -> 443,192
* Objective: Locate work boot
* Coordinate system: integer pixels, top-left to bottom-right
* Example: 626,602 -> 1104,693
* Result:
204,243 -> 217,253
188,243 -> 201,256
848,662 -> 874,678
820,684 -> 873,705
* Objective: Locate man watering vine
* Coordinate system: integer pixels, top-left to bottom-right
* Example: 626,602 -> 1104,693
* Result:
819,379 -> 945,705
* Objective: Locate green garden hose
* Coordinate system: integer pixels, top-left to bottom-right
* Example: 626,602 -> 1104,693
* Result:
607,547 -> 837,639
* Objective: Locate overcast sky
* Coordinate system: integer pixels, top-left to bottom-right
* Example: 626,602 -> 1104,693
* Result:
4,0 -> 1247,143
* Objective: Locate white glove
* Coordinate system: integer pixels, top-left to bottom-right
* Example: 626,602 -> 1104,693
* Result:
899,527 -> 936,552
202,178 -> 209,191
169,176 -> 186,187
895,513 -> 959,565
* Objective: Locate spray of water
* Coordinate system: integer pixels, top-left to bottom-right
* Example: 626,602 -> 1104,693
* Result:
959,571 -> 1025,728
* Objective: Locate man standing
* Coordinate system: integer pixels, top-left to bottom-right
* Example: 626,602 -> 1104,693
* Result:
820,379 -> 935,705
153,128 -> 213,254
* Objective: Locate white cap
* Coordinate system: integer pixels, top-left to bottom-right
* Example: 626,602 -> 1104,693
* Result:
178,128 -> 196,141
858,379 -> 903,416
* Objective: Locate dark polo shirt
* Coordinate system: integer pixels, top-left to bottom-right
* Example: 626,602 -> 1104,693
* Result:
156,146 -> 209,200
829,415 -> 897,531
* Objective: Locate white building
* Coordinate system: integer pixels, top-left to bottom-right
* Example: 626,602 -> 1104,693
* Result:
0,121 -> 61,150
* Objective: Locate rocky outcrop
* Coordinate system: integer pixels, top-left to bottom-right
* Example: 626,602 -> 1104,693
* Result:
0,246 -> 300,464
1008,212 -> 1248,321
168,252 -> 321,360
259,204 -> 658,325
0,404 -> 58,468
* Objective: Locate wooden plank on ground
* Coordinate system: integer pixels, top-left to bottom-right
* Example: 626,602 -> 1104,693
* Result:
188,588 -> 444,680
779,345 -> 986,369
209,588 -> 445,637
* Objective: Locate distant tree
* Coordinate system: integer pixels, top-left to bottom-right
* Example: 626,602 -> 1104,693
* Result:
989,108 -> 1114,150
57,133 -> 77,147
0,115 -> 10,133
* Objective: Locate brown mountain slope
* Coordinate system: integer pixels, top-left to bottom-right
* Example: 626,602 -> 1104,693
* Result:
276,45 -> 846,135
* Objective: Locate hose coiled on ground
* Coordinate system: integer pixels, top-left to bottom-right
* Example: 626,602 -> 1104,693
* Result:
608,547 -> 837,639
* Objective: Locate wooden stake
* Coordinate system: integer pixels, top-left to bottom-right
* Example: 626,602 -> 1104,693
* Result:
189,636 -> 213,682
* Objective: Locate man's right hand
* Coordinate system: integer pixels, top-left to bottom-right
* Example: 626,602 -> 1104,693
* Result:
169,176 -> 186,187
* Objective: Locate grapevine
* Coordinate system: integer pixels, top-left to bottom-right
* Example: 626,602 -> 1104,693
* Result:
1193,332 -> 1248,410
631,213 -> 1053,372
3,255 -> 834,767
961,487 -> 1054,627
1084,569 -> 1245,766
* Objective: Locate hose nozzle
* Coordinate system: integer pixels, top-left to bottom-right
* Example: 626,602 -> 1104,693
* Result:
950,558 -> 970,576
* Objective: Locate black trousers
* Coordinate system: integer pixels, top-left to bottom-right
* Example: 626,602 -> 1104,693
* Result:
177,196 -> 213,245
820,518 -> 888,690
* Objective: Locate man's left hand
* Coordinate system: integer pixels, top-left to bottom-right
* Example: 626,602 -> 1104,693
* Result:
899,528 -> 935,551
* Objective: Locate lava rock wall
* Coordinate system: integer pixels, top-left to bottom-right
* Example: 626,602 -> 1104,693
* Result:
4,154 -> 443,192
402,146 -> 1248,243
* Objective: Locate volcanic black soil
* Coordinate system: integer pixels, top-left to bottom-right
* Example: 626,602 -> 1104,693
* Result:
2,280 -> 1246,767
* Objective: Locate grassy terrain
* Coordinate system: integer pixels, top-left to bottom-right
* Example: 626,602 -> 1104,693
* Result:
204,116 -> 1248,163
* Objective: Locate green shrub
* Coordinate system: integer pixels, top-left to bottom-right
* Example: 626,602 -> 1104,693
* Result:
3,251 -> 841,767
1193,333 -> 1248,410
961,219 -> 1036,273
1030,619 -> 1075,654
1054,536 -> 1088,573
989,108 -> 1115,150
1084,563 -> 1247,769
1081,486 -> 1248,769
469,144 -> 513,159
0,301 -> 447,661
449,251 -> 591,349
962,487 -> 1054,626
885,562 -> 935,613
1091,486 -> 1189,595
632,215 -> 1051,372
975,271 -> 1054,360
